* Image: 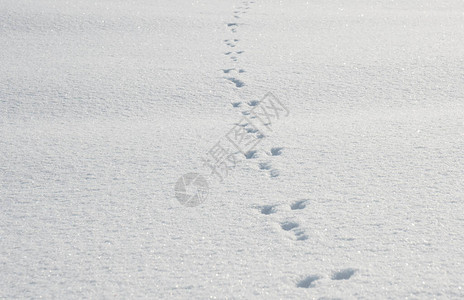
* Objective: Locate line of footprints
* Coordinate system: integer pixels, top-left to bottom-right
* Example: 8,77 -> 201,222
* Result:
227,1 -> 357,291
297,268 -> 357,289
223,1 -> 280,178
243,146 -> 282,178
259,199 -> 357,288
260,199 -> 309,241
222,1 -> 252,88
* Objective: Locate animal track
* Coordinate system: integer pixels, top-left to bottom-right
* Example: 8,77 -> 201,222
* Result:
291,200 -> 308,210
296,275 -> 321,288
223,68 -> 245,74
231,101 -> 241,107
270,169 -> 280,177
259,162 -> 271,170
246,127 -> 258,133
271,147 -> 283,156
260,205 -> 277,215
295,269 -> 356,291
248,100 -> 259,106
281,221 -> 308,240
226,77 -> 244,88
244,150 -> 257,159
331,268 -> 357,280
281,221 -> 298,231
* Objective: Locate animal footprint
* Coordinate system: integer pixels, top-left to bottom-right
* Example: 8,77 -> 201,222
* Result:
271,147 -> 283,156
281,221 -> 308,240
226,77 -> 244,88
281,221 -> 298,231
270,169 -> 280,177
331,268 -> 357,280
245,150 -> 257,159
223,68 -> 234,74
291,200 -> 308,210
260,205 -> 277,215
248,100 -> 259,106
231,101 -> 241,107
259,162 -> 271,170
296,275 -> 321,288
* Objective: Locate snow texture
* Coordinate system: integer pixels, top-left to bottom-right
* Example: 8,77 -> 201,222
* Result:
1,0 -> 463,298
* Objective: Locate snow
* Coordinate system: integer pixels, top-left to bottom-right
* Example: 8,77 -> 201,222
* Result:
1,0 -> 464,298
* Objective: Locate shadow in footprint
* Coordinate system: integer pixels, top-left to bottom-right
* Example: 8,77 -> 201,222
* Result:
260,205 -> 277,215
231,102 -> 241,107
331,268 -> 357,280
246,127 -> 258,133
245,150 -> 257,159
296,275 -> 321,288
271,147 -> 283,156
270,169 -> 280,177
227,77 -> 245,88
259,162 -> 271,170
291,200 -> 308,210
281,221 -> 299,231
248,100 -> 259,106
295,230 -> 309,241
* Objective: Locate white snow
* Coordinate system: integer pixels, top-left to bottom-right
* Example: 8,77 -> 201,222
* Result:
1,0 -> 463,298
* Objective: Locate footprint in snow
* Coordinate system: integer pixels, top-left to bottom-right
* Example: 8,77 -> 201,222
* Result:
331,268 -> 357,280
296,275 -> 321,288
270,169 -> 280,178
291,200 -> 308,210
226,77 -> 244,88
281,221 -> 308,241
259,162 -> 271,170
244,150 -> 257,159
259,204 -> 277,215
248,100 -> 259,107
270,147 -> 283,156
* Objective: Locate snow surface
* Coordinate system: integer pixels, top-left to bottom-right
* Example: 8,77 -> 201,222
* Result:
1,0 -> 464,298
